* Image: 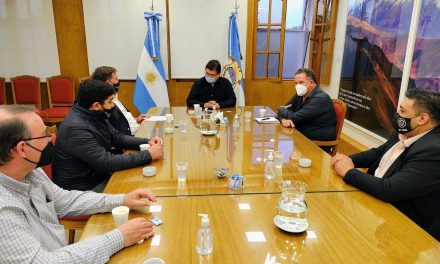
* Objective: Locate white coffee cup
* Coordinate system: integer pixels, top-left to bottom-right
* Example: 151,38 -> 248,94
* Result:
244,111 -> 252,120
299,158 -> 312,168
143,166 -> 156,177
259,108 -> 266,118
165,114 -> 173,123
140,144 -> 150,151
112,206 -> 129,227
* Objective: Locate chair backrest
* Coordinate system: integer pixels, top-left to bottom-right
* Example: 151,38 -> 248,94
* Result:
332,99 -> 347,153
78,76 -> 91,84
47,75 -> 75,107
0,77 -> 5,104
41,125 -> 57,181
11,75 -> 41,108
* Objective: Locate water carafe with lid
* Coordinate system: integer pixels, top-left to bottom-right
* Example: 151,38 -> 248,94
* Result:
275,181 -> 308,233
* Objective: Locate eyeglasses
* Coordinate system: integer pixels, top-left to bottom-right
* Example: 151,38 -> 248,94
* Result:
22,135 -> 52,144
22,129 -> 53,144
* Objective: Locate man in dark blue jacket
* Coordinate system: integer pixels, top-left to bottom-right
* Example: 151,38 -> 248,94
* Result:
277,68 -> 336,142
332,89 -> 440,241
186,60 -> 236,109
53,80 -> 163,191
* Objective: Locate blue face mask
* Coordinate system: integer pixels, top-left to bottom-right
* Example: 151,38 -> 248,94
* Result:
205,76 -> 216,84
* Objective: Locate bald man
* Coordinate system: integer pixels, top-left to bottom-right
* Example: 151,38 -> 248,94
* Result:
0,105 -> 156,263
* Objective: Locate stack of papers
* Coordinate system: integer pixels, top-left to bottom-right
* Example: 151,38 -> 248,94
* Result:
255,117 -> 280,124
144,116 -> 167,122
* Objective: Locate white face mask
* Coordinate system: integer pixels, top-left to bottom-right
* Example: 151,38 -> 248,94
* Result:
295,84 -> 308,96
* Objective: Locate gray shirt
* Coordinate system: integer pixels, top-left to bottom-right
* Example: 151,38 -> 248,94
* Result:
0,168 -> 125,263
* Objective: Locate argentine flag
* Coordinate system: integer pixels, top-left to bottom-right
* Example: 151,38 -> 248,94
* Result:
133,12 -> 170,113
223,11 -> 245,106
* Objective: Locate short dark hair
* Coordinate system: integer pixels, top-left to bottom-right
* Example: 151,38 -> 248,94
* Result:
406,89 -> 440,124
92,66 -> 117,82
205,60 -> 222,74
295,68 -> 317,84
0,105 -> 34,165
76,80 -> 115,109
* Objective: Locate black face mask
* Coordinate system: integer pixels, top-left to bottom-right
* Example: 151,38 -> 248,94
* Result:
113,82 -> 120,92
91,109 -> 107,120
24,142 -> 54,168
392,112 -> 419,134
104,105 -> 115,115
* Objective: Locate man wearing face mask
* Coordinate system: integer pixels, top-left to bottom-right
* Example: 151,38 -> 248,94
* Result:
331,89 -> 440,241
0,104 -> 158,263
186,60 -> 237,109
92,66 -> 149,136
277,68 -> 336,145
53,80 -> 163,192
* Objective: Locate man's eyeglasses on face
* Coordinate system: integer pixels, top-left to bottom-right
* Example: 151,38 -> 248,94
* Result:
22,129 -> 53,144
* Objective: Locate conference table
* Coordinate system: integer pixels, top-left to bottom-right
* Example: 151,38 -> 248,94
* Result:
100,106 -> 356,196
79,107 -> 440,263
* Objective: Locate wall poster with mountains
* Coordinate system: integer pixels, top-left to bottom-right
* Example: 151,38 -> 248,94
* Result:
339,0 -> 440,138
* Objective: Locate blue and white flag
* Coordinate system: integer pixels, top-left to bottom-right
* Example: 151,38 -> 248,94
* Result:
223,11 -> 245,106
133,12 -> 170,113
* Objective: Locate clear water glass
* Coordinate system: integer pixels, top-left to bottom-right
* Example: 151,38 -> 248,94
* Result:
274,151 -> 284,168
176,162 -> 188,181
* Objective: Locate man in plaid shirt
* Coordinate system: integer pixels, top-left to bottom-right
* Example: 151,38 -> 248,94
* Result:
0,105 -> 156,263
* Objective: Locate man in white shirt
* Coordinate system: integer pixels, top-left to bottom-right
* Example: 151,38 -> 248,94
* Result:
331,89 -> 440,241
92,66 -> 149,135
0,104 -> 156,263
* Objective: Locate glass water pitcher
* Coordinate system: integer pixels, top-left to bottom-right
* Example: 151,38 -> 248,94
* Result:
277,181 -> 308,225
201,109 -> 217,134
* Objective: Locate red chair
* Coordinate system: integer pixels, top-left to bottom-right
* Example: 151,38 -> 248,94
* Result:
11,75 -> 41,108
313,99 -> 347,156
0,77 -> 5,104
41,126 -> 89,244
11,75 -> 47,118
44,75 -> 75,121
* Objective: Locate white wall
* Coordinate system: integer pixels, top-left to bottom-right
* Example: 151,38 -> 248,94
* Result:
0,0 -> 60,81
83,0 -> 169,80
169,0 -> 247,78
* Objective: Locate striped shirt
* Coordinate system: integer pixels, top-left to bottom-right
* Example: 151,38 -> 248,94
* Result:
114,94 -> 140,135
0,168 -> 125,263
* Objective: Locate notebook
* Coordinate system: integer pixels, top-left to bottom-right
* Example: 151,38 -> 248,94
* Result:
255,117 -> 280,124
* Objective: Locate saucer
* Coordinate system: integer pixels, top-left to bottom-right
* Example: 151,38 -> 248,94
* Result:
274,215 -> 308,233
143,166 -> 156,177
143,258 -> 165,264
201,130 -> 217,136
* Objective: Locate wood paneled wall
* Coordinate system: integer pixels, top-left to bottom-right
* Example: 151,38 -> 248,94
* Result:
52,0 -> 89,92
3,0 -> 320,122
47,0 -> 297,114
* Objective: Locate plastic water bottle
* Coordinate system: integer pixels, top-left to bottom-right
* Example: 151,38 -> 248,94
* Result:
233,114 -> 240,132
196,214 -> 213,255
265,152 -> 275,179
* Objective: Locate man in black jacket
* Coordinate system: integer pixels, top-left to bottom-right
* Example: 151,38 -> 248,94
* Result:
92,66 -> 148,136
186,60 -> 236,109
276,68 -> 336,142
53,80 -> 163,191
332,89 -> 440,241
